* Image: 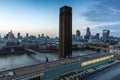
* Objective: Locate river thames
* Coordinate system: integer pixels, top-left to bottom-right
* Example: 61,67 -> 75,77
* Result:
0,50 -> 97,72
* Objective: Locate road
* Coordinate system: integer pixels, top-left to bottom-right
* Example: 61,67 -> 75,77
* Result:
81,62 -> 120,80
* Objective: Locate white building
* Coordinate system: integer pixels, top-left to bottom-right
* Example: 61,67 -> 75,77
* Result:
109,45 -> 120,55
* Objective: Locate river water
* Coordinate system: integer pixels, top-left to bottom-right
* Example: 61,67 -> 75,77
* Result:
0,50 -> 97,71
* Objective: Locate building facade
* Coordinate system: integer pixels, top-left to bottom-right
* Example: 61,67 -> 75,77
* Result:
85,27 -> 91,40
103,30 -> 110,40
59,6 -> 72,58
76,30 -> 81,41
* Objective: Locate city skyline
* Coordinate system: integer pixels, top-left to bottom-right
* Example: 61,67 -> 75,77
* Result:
0,2 -> 120,79
0,0 -> 120,37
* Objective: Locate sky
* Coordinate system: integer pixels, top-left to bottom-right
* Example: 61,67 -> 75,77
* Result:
0,0 -> 120,37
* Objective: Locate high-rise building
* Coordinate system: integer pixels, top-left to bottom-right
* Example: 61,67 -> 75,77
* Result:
103,30 -> 110,40
26,33 -> 29,39
76,30 -> 80,37
59,6 -> 72,58
95,33 -> 99,40
17,32 -> 21,39
76,30 -> 81,41
5,34 -> 9,39
38,34 -> 40,39
41,34 -> 44,38
84,27 -> 91,39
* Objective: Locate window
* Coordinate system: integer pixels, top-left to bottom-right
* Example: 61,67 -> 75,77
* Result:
81,55 -> 114,67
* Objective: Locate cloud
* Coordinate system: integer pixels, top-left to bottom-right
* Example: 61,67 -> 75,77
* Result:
83,0 -> 120,22
79,22 -> 120,29
81,0 -> 120,37
97,24 -> 120,30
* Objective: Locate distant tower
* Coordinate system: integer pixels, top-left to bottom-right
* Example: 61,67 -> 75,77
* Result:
38,34 -> 40,39
95,33 -> 99,40
59,6 -> 72,58
41,33 -> 44,38
17,32 -> 21,39
26,33 -> 29,39
76,30 -> 80,36
85,27 -> 91,39
103,30 -> 110,40
76,30 -> 81,41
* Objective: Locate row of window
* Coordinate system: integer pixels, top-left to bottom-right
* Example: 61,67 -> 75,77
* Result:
81,55 -> 114,66
110,50 -> 120,54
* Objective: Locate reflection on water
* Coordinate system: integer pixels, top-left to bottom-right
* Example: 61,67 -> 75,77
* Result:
0,50 -> 96,71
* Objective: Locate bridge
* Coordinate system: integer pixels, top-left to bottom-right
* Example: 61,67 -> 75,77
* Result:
0,52 -> 116,80
25,48 -> 42,54
85,43 -> 109,52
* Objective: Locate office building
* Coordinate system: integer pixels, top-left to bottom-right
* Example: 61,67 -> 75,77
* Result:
38,34 -> 40,39
85,27 -> 91,39
103,30 -> 110,40
17,32 -> 21,39
76,30 -> 81,41
76,30 -> 80,36
26,33 -> 29,39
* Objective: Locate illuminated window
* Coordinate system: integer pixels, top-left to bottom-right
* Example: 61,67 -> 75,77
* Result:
81,55 -> 114,67
92,60 -> 96,63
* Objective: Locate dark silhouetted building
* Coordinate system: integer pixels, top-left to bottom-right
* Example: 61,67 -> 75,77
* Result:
76,30 -> 80,36
84,27 -> 91,39
17,32 -> 21,39
103,30 -> 110,40
76,30 -> 81,41
59,6 -> 72,58
95,33 -> 99,40
41,33 -> 44,38
26,33 -> 29,39
38,34 -> 40,39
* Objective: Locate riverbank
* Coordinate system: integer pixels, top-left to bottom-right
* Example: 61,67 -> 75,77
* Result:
0,49 -> 29,55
